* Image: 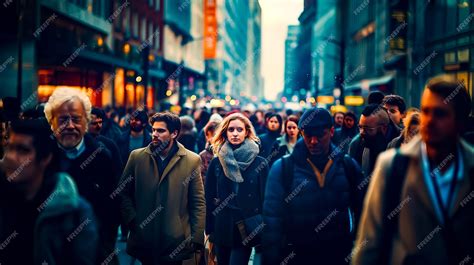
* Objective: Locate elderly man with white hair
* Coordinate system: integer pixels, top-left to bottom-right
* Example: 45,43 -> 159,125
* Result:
44,87 -> 120,265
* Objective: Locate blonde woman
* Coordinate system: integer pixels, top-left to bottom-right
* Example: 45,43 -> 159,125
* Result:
387,110 -> 421,148
205,113 -> 269,265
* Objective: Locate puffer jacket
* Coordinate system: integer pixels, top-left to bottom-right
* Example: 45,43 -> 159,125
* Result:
263,139 -> 365,264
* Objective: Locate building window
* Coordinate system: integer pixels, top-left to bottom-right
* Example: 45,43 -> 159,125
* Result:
457,0 -> 471,31
133,13 -> 139,38
149,22 -> 154,48
445,51 -> 456,64
458,48 -> 470,62
123,8 -> 130,34
141,18 -> 147,41
155,28 -> 160,50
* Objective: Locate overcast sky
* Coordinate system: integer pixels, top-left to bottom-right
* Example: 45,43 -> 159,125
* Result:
259,0 -> 303,101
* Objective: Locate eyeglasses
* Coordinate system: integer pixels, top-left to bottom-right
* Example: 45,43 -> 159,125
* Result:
358,124 -> 386,134
58,115 -> 83,125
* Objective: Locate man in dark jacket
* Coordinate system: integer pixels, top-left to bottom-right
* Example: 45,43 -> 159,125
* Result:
262,108 -> 365,265
44,87 -> 120,265
357,104 -> 401,177
332,111 -> 358,154
88,107 -> 123,172
0,118 -> 98,265
118,109 -> 152,163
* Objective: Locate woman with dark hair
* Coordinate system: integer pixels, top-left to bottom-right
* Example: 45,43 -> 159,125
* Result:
205,113 -> 269,265
258,112 -> 283,161
269,115 -> 300,166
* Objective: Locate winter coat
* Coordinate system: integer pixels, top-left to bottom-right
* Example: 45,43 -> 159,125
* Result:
199,145 -> 214,184
332,126 -> 358,154
0,173 -> 98,265
354,136 -> 474,265
120,142 -> 205,263
258,132 -> 281,162
262,139 -> 365,265
205,156 -> 269,247
54,133 -> 120,264
360,122 -> 401,177
117,128 -> 152,163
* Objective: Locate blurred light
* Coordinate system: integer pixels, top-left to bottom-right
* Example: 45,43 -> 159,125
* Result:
97,37 -> 103,47
230,99 -> 236,105
345,96 -> 364,106
459,1 -> 469,8
225,95 -> 231,101
126,70 -> 135,77
251,96 -> 258,101
291,95 -> 298,102
149,54 -> 155,62
299,100 -> 305,107
190,95 -> 197,101
123,43 -> 131,54
309,97 -> 316,104
317,96 -> 335,104
166,90 -> 172,97
281,96 -> 287,103
333,88 -> 341,98
136,76 -> 142,82
361,80 -> 370,91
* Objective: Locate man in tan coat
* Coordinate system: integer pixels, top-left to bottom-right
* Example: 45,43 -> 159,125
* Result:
353,75 -> 474,265
119,112 -> 205,265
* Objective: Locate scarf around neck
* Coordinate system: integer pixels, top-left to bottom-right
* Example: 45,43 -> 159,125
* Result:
217,139 -> 260,183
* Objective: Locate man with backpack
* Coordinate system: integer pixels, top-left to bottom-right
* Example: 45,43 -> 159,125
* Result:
262,107 -> 365,265
353,75 -> 474,265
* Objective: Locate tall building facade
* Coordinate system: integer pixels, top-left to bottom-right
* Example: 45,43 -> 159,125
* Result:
284,25 -> 300,98
204,0 -> 263,104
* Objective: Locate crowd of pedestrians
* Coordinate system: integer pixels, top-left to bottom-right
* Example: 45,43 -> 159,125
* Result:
0,74 -> 473,265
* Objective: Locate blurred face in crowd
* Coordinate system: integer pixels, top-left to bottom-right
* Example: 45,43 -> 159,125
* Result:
301,127 -> 334,156
286,121 -> 299,139
88,114 -> 103,136
130,117 -> 145,132
420,89 -> 458,147
343,116 -> 355,129
359,114 -> 388,148
227,119 -> 247,146
267,116 -> 280,132
51,99 -> 87,149
334,113 -> 344,127
2,132 -> 50,184
151,121 -> 177,153
256,111 -> 264,124
384,104 -> 404,125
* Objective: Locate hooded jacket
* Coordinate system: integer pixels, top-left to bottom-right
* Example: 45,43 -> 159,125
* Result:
0,173 -> 98,265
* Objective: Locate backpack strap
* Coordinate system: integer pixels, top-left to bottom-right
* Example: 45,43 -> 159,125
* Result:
378,148 -> 410,264
342,154 -> 361,232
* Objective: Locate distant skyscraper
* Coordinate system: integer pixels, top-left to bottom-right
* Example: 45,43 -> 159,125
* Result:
284,25 -> 300,98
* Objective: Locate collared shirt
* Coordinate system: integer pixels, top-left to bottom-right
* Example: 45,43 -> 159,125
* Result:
421,142 -> 464,224
153,142 -> 179,177
58,137 -> 86,160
